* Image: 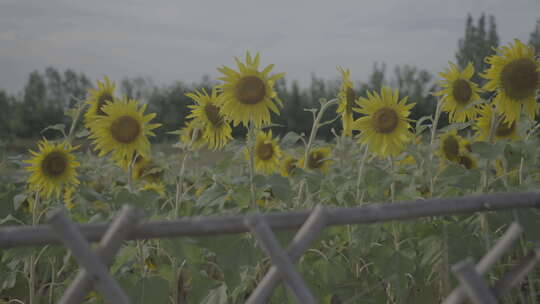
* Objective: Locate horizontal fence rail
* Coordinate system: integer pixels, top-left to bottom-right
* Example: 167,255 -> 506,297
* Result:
1,191 -> 540,248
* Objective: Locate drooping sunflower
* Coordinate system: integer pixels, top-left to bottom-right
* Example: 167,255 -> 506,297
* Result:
179,119 -> 206,149
84,76 -> 116,129
458,153 -> 477,170
25,140 -> 80,199
474,104 -> 520,141
337,67 -> 356,136
141,182 -> 166,197
434,62 -> 482,123
64,187 -> 76,210
495,158 -> 518,180
250,130 -> 282,174
217,52 -> 285,128
132,156 -> 164,182
186,88 -> 232,150
299,147 -> 333,174
88,98 -> 160,169
280,155 -> 299,177
354,87 -> 415,158
438,130 -> 463,162
482,39 -> 540,123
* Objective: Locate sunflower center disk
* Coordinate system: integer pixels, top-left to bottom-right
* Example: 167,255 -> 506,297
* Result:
459,155 -> 474,169
257,142 -> 274,160
501,58 -> 539,101
204,104 -> 224,126
442,136 -> 460,161
286,159 -> 297,174
110,115 -> 141,143
495,121 -> 515,137
372,107 -> 399,134
308,152 -> 324,169
97,93 -> 114,116
452,79 -> 473,105
42,152 -> 67,177
346,88 -> 356,113
236,76 -> 266,105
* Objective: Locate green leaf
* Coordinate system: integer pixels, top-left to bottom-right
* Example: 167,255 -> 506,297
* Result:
41,123 -> 66,136
439,121 -> 473,133
266,175 -> 293,202
281,131 -> 302,146
201,284 -> 228,304
12,193 -> 27,210
471,141 -> 504,160
123,276 -> 170,304
415,115 -> 432,135
75,128 -> 91,138
197,183 -> 227,207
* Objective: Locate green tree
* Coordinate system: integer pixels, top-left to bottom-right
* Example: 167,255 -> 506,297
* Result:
456,13 -> 499,83
391,65 -> 436,121
529,19 -> 540,56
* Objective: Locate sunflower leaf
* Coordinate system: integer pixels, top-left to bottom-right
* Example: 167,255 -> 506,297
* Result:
415,115 -> 433,135
471,142 -> 504,159
40,123 -> 66,137
439,121 -> 473,133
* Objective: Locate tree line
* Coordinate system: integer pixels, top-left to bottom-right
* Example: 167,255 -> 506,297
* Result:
1,14 -> 539,144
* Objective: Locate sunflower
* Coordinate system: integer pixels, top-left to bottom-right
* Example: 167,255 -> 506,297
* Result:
84,76 -> 117,128
64,187 -> 76,210
395,155 -> 416,168
217,52 -> 285,128
88,98 -> 160,169
186,88 -> 232,150
438,130 -> 463,162
25,140 -> 80,199
132,156 -> 164,183
458,154 -> 477,170
337,67 -> 356,136
434,62 -> 482,123
299,147 -> 332,174
474,104 -> 520,141
141,182 -> 166,197
280,155 -> 299,177
179,119 -> 206,149
482,39 -> 540,123
354,87 -> 415,158
250,130 -> 282,174
495,158 -> 518,180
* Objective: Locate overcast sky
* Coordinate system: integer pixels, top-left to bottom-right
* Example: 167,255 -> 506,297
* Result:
1,0 -> 539,94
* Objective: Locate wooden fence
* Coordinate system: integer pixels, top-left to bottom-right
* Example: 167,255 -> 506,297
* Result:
1,191 -> 540,303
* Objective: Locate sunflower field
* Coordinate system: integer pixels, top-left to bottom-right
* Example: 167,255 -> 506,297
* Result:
1,39 -> 540,303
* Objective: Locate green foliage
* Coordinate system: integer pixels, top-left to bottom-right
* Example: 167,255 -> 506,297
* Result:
455,13 -> 499,84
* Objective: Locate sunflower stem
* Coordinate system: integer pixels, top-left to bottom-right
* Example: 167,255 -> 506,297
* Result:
28,191 -> 40,304
355,144 -> 369,202
388,157 -> 395,203
174,153 -> 189,218
296,99 -> 338,206
479,111 -> 501,251
518,119 -> 540,185
174,127 -> 199,218
429,99 -> 443,195
247,121 -> 258,210
65,98 -> 86,146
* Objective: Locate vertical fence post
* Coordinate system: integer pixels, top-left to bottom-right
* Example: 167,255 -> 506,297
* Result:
48,208 -> 132,304
245,214 -> 316,304
451,259 -> 498,304
492,243 -> 540,298
246,204 -> 327,303
442,222 -> 522,304
59,205 -> 143,304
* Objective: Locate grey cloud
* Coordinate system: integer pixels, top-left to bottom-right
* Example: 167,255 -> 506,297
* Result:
0,0 -> 539,93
